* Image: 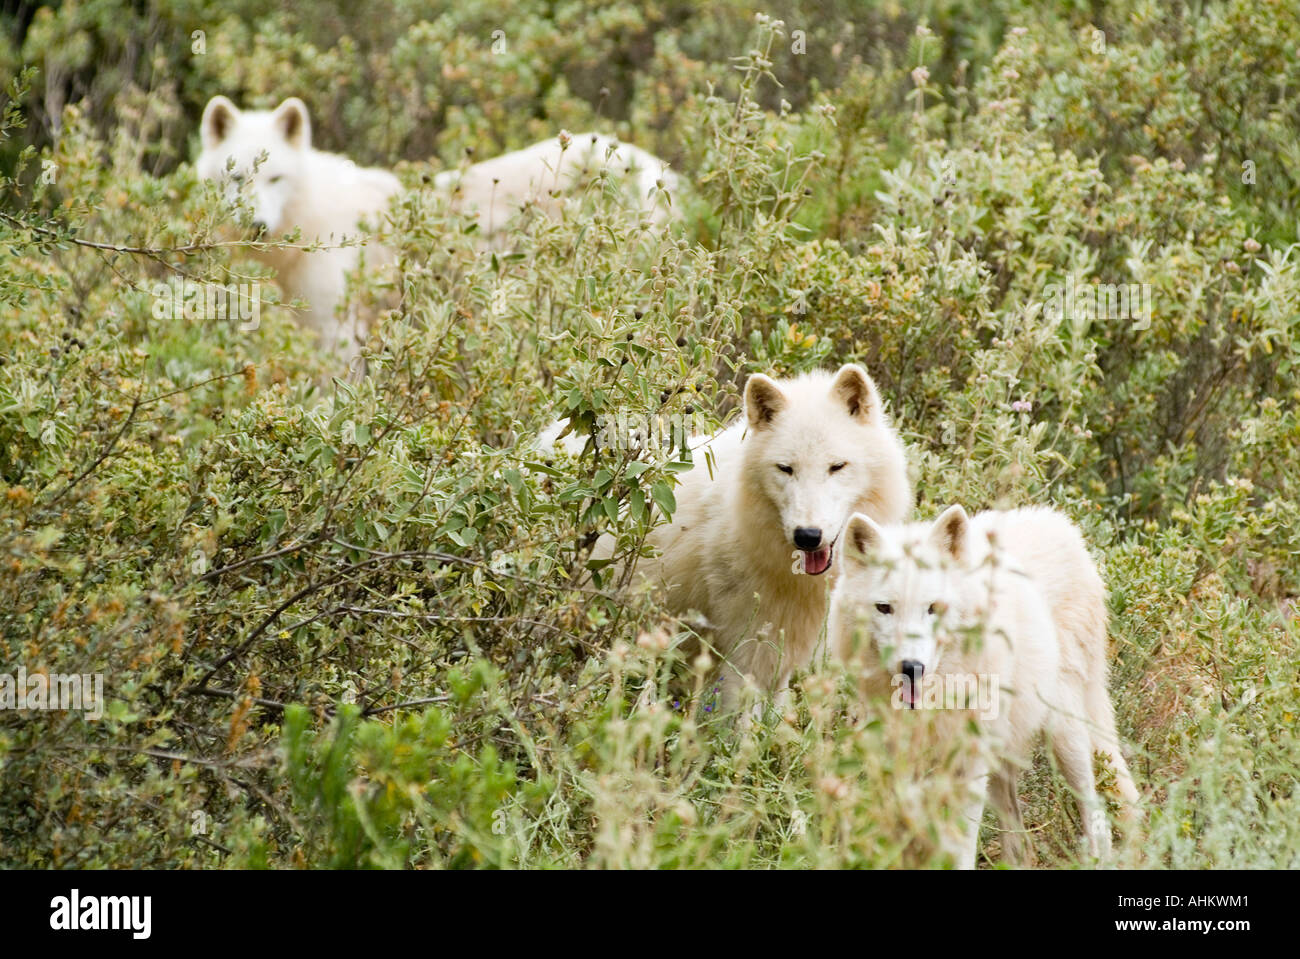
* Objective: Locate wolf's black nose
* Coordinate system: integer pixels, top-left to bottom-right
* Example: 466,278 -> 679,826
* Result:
900,660 -> 924,685
251,220 -> 268,235
793,527 -> 822,550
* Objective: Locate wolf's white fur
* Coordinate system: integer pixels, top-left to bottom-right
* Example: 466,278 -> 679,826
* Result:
596,365 -> 911,712
433,132 -> 677,235
196,96 -> 401,371
828,505 -> 1139,867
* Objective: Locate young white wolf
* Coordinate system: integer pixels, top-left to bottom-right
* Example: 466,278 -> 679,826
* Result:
433,131 -> 678,236
197,96 -> 401,373
630,365 -> 912,713
827,505 -> 1139,867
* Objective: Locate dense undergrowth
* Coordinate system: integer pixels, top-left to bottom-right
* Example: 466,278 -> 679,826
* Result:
0,0 -> 1296,868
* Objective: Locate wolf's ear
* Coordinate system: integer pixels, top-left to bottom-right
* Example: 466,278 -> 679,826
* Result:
928,505 -> 969,564
201,96 -> 240,150
272,98 -> 312,150
745,373 -> 787,429
831,364 -> 883,424
844,512 -> 883,566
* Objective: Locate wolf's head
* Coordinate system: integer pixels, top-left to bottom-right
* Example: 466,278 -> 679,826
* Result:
740,363 -> 905,577
196,96 -> 311,236
829,506 -> 970,704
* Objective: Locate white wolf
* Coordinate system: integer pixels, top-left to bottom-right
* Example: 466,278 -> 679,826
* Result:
828,505 -> 1140,868
196,96 -> 401,371
433,131 -> 678,235
567,365 -> 910,713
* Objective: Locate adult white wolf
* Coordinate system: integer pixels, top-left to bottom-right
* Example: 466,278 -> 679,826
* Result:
196,96 -> 401,371
620,365 -> 911,713
433,131 -> 678,235
828,505 -> 1140,867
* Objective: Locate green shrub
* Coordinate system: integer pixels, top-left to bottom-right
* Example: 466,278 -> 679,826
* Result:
0,3 -> 1296,869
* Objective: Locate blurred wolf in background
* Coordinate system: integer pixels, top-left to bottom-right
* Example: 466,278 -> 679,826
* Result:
197,95 -> 401,374
433,130 -> 679,236
198,98 -> 676,372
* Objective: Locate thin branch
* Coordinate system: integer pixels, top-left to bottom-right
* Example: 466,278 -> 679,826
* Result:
182,685 -> 294,714
195,536 -> 324,584
42,388 -> 142,509
361,695 -> 452,717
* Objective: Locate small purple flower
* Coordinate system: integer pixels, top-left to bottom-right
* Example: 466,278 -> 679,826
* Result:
1010,400 -> 1032,414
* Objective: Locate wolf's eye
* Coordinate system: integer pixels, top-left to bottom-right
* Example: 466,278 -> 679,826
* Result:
929,601 -> 948,616
875,603 -> 893,615
829,462 -> 847,473
268,175 -> 284,184
776,464 -> 794,475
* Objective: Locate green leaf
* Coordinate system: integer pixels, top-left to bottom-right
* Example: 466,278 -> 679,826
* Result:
651,480 -> 677,518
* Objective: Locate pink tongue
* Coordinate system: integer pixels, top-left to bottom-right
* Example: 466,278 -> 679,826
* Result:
803,547 -> 831,576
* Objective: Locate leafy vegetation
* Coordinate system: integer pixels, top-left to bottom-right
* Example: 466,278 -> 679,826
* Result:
0,0 -> 1296,868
